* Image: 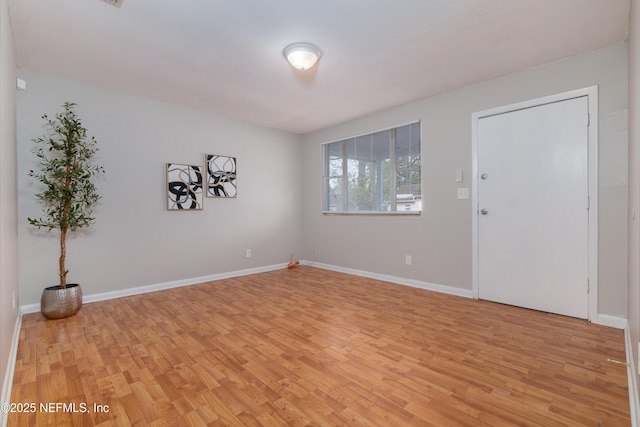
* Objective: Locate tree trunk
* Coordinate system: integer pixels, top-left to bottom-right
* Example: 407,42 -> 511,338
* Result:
59,225 -> 68,289
59,151 -> 73,290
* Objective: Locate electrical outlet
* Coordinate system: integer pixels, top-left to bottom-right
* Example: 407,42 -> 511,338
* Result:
246,249 -> 252,258
405,255 -> 412,265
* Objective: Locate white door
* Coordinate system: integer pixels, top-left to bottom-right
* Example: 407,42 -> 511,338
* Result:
476,96 -> 589,319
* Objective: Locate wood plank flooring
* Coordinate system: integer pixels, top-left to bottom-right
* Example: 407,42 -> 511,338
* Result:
8,266 -> 630,426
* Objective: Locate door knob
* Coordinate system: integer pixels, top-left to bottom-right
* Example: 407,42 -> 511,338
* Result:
481,173 -> 488,180
480,209 -> 488,215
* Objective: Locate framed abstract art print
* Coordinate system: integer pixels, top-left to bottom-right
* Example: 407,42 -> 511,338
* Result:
166,163 -> 203,210
206,154 -> 237,198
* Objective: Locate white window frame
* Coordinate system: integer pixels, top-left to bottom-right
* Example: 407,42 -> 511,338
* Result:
322,121 -> 421,215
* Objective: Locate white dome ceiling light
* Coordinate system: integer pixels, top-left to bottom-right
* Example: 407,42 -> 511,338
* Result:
283,42 -> 322,71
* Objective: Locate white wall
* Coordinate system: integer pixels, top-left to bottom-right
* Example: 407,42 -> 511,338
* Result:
628,0 -> 640,404
0,0 -> 19,418
17,71 -> 303,306
302,43 -> 629,317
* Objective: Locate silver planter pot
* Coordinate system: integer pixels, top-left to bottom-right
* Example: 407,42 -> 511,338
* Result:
40,283 -> 83,320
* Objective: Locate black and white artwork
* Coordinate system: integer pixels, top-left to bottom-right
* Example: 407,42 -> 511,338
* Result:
206,154 -> 237,197
167,163 -> 203,210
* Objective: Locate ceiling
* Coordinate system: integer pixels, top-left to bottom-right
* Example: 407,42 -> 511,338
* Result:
6,0 -> 630,134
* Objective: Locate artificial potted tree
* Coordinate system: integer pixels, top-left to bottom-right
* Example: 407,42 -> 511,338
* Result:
28,101 -> 105,319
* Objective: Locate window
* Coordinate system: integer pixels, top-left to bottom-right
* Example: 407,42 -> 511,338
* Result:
323,121 -> 421,214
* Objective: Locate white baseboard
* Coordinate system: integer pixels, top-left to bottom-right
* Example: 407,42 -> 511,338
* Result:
303,261 -> 474,299
625,320 -> 640,427
20,263 -> 288,314
1,313 -> 22,427
596,314 -> 628,329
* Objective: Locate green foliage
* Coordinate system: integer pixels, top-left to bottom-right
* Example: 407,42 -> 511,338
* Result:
28,102 -> 104,231
28,102 -> 104,287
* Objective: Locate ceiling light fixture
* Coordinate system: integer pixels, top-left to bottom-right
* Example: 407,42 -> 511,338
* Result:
283,42 -> 322,71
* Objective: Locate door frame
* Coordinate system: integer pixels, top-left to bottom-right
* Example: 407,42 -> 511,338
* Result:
471,86 -> 599,321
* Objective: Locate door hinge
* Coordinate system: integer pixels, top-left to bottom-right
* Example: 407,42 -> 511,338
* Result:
587,195 -> 590,210
587,278 -> 590,293
587,112 -> 590,127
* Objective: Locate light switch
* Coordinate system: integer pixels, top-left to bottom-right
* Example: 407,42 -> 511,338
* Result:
455,169 -> 463,182
457,188 -> 469,199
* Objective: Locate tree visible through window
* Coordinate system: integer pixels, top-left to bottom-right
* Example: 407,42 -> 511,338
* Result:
323,122 -> 421,213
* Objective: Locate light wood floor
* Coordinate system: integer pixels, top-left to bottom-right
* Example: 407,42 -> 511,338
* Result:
9,266 -> 630,426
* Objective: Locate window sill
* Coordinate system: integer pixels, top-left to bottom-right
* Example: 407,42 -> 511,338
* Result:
321,211 -> 421,216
